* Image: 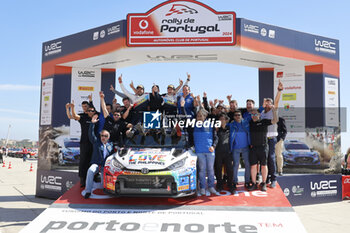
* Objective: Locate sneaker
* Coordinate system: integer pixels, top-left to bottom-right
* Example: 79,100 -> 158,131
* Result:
260,182 -> 267,192
278,172 -> 283,176
248,183 -> 258,191
216,185 -> 224,192
200,188 -> 206,196
84,192 -> 91,199
208,187 -> 219,196
232,183 -> 237,191
270,181 -> 276,188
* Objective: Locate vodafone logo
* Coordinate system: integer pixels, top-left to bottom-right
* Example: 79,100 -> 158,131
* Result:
139,20 -> 149,29
344,178 -> 350,184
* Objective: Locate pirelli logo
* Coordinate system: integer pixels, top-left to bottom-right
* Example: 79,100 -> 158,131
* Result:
78,86 -> 94,91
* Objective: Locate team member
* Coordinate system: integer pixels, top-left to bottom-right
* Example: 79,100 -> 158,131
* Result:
162,75 -> 190,116
178,84 -> 198,146
193,108 -> 219,196
226,95 -> 238,122
68,101 -> 96,187
261,81 -> 283,187
276,117 -> 287,176
118,75 -> 149,126
84,114 -> 114,199
248,105 -> 278,192
215,113 -> 234,193
229,110 -> 251,189
99,91 -> 132,146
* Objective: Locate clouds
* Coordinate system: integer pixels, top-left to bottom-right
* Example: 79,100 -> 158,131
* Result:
0,84 -> 40,91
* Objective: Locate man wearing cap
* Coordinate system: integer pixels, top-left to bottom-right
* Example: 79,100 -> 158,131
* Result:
118,75 -> 149,126
162,76 -> 190,116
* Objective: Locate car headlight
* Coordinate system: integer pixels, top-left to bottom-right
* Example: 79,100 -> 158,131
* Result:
112,158 -> 125,170
167,158 -> 187,170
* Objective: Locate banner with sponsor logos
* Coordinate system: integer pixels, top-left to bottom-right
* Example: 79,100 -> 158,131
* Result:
40,78 -> 54,125
36,169 -> 79,199
21,207 -> 306,233
324,77 -> 339,127
274,66 -> 305,139
278,174 -> 342,205
70,68 -> 101,137
127,0 -> 236,47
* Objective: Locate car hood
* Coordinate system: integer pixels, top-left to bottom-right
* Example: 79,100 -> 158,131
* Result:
286,149 -> 314,154
113,148 -> 190,170
62,147 -> 80,154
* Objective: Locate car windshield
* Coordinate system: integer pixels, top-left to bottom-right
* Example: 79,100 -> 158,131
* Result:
64,141 -> 80,148
285,143 -> 309,150
125,129 -> 188,148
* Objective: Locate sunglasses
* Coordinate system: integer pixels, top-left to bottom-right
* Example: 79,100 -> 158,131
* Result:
100,134 -> 108,138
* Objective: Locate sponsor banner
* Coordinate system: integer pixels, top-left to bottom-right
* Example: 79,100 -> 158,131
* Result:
274,67 -> 305,139
342,175 -> 350,199
127,0 -> 236,46
40,78 -> 53,125
239,18 -> 339,60
70,68 -> 101,137
278,174 -> 342,205
21,207 -> 306,233
36,169 -> 79,199
42,20 -> 124,62
324,77 -> 339,127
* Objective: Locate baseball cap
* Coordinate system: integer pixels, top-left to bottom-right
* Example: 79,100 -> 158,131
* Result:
167,84 -> 175,89
136,85 -> 144,89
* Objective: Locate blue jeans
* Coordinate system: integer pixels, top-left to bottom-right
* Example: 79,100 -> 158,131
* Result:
267,137 -> 277,182
196,152 -> 215,189
232,147 -> 250,183
85,164 -> 103,193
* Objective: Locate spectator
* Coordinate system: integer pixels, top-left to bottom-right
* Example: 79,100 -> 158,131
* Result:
276,117 -> 287,176
248,106 -> 278,192
22,146 -> 28,162
260,81 -> 283,188
84,114 -> 114,199
229,110 -> 251,189
193,108 -> 219,196
215,113 -> 233,193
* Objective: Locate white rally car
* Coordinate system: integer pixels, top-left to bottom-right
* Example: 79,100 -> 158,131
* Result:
103,129 -> 197,198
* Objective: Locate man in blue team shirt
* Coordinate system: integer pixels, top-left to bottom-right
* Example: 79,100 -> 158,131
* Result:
229,110 -> 251,189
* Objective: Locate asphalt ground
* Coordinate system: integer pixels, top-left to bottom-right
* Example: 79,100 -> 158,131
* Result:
1,157 -> 350,233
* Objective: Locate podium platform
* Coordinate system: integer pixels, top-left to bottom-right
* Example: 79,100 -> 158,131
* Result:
21,181 -> 306,233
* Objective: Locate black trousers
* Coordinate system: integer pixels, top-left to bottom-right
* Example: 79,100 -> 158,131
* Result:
79,141 -> 93,183
215,151 -> 233,189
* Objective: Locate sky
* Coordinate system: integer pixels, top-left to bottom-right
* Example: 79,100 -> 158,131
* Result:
0,0 -> 349,152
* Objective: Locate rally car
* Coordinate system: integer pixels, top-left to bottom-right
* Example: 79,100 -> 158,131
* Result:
103,129 -> 197,198
58,137 -> 80,165
283,140 -> 320,166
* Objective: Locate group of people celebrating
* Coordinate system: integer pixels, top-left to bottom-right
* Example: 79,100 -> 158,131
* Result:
65,73 -> 287,198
